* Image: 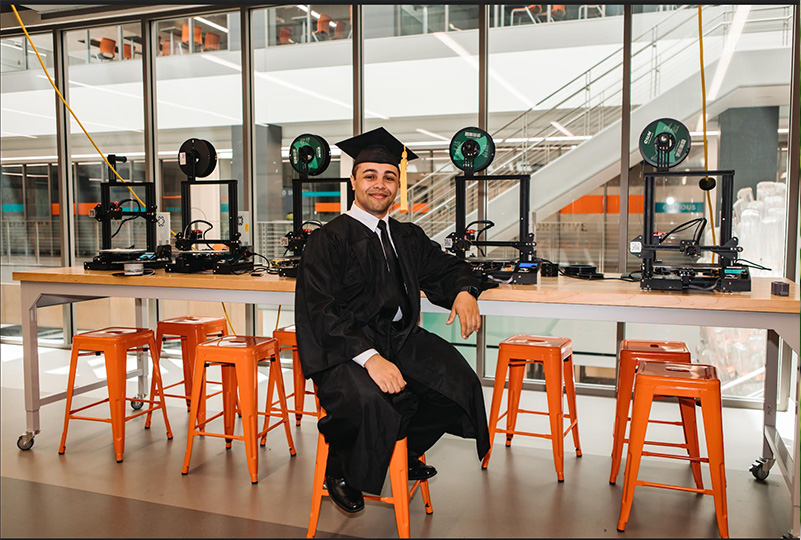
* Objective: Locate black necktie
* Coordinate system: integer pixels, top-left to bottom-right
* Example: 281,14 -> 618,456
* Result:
377,220 -> 411,324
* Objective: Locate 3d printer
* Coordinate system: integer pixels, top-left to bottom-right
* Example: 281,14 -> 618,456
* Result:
166,138 -> 254,274
443,127 -> 538,287
273,134 -> 354,277
84,154 -> 171,271
629,118 -> 750,292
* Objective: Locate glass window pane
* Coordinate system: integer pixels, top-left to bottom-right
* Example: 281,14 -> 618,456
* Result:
1,33 -> 63,341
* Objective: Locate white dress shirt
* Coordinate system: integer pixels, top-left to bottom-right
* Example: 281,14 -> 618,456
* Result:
345,203 -> 404,367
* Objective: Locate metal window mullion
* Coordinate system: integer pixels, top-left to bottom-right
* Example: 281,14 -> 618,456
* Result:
352,5 -> 363,136
53,27 -> 76,344
615,6 -> 633,391
476,4 -> 489,382
240,6 -> 256,336
778,4 -> 800,412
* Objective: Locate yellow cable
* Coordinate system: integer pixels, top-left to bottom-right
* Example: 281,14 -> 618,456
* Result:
698,5 -> 717,256
11,4 -> 177,238
221,303 -> 238,336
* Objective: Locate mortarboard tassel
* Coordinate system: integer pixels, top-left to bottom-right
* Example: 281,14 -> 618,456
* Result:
400,146 -> 408,212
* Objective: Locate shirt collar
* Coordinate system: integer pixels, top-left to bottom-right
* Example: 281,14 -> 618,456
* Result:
346,203 -> 389,233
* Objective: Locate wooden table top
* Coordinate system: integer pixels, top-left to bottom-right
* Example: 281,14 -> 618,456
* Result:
13,266 -> 800,315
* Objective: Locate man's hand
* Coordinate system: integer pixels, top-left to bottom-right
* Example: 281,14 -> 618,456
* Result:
364,354 -> 407,394
447,290 -> 481,339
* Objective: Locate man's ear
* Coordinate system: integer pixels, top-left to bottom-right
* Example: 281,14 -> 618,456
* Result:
349,175 -> 356,190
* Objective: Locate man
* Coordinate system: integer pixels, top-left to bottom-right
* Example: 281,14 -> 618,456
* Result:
295,127 -> 490,513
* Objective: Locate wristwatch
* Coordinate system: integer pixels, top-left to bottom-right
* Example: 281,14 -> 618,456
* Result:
461,285 -> 481,300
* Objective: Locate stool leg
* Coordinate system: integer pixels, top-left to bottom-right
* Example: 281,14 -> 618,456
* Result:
292,349 -> 305,426
482,348 -> 510,469
617,385 -> 654,532
234,359 -> 259,484
677,397 -> 703,489
543,354 -> 565,482
182,358 -> 208,475
306,432 -> 329,539
58,345 -> 82,455
221,365 -> 237,450
147,336 -> 173,439
699,389 -> 729,538
271,356 -> 296,456
610,355 -> 636,484
563,355 -> 582,457
145,328 -> 165,427
389,439 -> 411,539
104,345 -> 127,463
182,331 -> 201,411
419,454 -> 433,514
506,362 -> 525,447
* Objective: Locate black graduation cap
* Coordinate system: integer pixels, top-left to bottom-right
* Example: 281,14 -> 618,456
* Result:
337,128 -> 418,212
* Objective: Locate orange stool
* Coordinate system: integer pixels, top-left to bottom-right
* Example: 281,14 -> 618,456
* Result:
181,336 -> 296,483
151,316 -> 228,411
58,327 -> 173,462
618,362 -> 728,538
273,325 -> 316,425
307,407 -> 432,538
610,340 -> 700,485
483,335 -> 581,482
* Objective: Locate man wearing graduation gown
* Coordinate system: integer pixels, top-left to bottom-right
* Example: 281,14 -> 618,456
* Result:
295,127 -> 490,513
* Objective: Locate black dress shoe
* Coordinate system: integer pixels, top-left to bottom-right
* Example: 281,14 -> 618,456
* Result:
408,459 -> 437,481
324,475 -> 364,513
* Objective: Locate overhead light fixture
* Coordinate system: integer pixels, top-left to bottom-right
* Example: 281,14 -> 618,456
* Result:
707,5 -> 750,101
416,128 -> 449,142
550,121 -> 574,137
194,16 -> 229,34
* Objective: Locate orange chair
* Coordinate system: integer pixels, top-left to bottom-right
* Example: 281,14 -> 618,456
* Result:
551,4 -> 566,19
617,362 -> 728,538
307,406 -> 433,538
610,340 -> 700,486
181,335 -> 296,484
482,335 -> 581,481
273,325 -> 317,426
58,327 -> 173,462
333,20 -> 348,40
98,37 -> 116,60
181,23 -> 203,47
145,316 -> 228,418
123,42 -> 132,59
159,36 -> 172,56
313,13 -> 331,40
204,31 -> 220,51
278,26 -> 293,45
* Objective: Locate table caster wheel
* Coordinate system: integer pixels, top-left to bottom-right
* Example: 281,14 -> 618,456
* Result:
749,459 -> 769,481
17,434 -> 34,450
130,400 -> 144,410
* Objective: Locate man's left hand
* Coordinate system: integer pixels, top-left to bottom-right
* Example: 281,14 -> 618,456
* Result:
447,290 -> 481,339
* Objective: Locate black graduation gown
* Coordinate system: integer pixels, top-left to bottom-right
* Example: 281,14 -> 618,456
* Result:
295,214 -> 490,494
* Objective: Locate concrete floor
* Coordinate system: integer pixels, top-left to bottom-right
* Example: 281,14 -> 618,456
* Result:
0,342 -> 795,538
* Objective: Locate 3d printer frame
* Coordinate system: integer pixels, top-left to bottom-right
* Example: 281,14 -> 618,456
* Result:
285,176 -> 355,257
631,169 -> 750,292
452,173 -> 536,262
83,154 -> 169,270
449,173 -> 538,285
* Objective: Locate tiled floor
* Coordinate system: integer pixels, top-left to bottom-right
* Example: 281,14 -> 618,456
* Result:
0,342 -> 795,538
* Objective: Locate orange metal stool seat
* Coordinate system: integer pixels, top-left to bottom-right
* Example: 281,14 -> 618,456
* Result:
610,340 -> 700,485
181,335 -> 296,483
150,316 -> 228,411
617,362 -> 728,538
306,407 -> 433,538
273,325 -> 316,425
483,335 -> 581,482
58,327 -> 173,462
